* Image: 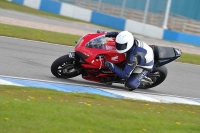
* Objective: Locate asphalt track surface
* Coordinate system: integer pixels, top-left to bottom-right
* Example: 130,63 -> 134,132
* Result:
0,36 -> 200,99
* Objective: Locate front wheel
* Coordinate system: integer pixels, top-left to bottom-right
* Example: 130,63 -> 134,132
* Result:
138,65 -> 168,89
51,54 -> 82,78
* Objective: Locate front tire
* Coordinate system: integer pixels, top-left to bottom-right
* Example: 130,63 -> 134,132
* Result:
51,54 -> 81,78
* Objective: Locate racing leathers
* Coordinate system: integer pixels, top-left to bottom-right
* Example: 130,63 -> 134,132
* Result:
105,32 -> 154,90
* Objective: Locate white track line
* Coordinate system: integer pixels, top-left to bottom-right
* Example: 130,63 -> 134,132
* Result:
0,79 -> 23,86
0,75 -> 200,106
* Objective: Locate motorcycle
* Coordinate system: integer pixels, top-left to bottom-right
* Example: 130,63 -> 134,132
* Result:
51,32 -> 182,90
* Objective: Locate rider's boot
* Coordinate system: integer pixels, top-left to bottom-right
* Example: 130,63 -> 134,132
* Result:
125,70 -> 149,91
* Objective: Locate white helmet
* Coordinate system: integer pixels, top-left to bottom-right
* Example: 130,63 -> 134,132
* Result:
115,31 -> 134,53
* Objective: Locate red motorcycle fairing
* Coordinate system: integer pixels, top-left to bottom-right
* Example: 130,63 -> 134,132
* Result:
75,33 -> 126,82
75,33 -> 126,69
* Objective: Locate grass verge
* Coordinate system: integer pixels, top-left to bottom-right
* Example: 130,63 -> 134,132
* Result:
178,53 -> 200,65
1,23 -> 200,65
0,85 -> 200,133
0,23 -> 81,45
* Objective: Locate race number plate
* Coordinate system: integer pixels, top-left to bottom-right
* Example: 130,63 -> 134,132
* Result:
69,52 -> 75,58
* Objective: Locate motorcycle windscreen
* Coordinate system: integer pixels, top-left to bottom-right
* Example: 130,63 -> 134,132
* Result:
85,35 -> 116,50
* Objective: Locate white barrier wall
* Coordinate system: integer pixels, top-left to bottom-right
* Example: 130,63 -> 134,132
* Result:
144,24 -> 163,39
23,0 -> 41,9
60,3 -> 92,22
125,19 -> 163,39
125,20 -> 144,35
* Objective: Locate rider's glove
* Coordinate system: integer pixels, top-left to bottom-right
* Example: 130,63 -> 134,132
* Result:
105,31 -> 119,38
97,30 -> 105,33
104,59 -> 114,70
104,59 -> 110,68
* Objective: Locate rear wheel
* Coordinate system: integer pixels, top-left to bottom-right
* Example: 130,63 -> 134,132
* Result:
51,55 -> 82,78
138,65 -> 168,89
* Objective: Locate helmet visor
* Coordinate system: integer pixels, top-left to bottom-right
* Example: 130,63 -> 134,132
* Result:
116,42 -> 127,50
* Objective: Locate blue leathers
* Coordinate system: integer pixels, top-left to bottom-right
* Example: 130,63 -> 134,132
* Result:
105,44 -> 144,79
104,31 -> 154,90
105,55 -> 136,79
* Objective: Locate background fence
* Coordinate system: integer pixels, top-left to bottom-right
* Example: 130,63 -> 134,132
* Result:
58,0 -> 200,36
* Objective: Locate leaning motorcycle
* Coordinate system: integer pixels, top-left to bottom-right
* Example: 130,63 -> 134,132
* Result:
51,32 -> 181,90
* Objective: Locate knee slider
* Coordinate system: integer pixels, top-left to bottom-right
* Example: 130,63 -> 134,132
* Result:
125,77 -> 140,89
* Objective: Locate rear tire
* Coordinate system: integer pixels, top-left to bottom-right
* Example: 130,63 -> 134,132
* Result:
138,65 -> 168,89
51,55 -> 81,78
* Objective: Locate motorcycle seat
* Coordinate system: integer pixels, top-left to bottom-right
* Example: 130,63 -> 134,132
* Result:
150,45 -> 176,60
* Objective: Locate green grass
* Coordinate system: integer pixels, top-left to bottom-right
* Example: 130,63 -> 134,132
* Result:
0,85 -> 200,133
178,53 -> 200,65
0,23 -> 81,45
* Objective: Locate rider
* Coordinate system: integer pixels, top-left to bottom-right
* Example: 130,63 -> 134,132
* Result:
103,30 -> 154,91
